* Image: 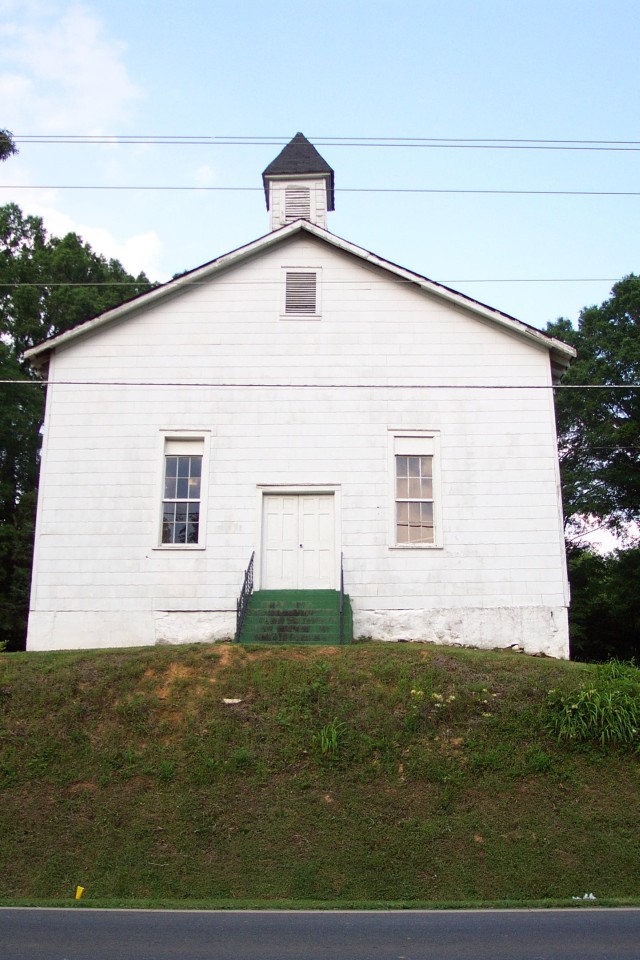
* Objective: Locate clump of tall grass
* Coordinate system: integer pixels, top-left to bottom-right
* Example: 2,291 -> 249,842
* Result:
312,718 -> 346,756
546,659 -> 640,749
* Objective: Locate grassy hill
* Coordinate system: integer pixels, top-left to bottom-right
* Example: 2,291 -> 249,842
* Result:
0,642 -> 638,906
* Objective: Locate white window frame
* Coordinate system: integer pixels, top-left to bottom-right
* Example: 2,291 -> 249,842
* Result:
388,430 -> 443,549
154,431 -> 211,550
280,266 -> 322,319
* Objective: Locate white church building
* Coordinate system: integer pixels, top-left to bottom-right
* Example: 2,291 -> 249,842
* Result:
25,133 -> 575,656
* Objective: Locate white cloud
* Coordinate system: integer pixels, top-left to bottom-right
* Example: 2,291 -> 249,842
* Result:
0,177 -> 164,279
0,1 -> 143,133
79,222 -> 163,280
44,206 -> 164,279
0,4 -> 161,278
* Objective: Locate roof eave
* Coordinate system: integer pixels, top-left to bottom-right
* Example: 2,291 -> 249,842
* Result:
24,219 -> 576,371
23,221 -> 309,364
295,222 -> 577,367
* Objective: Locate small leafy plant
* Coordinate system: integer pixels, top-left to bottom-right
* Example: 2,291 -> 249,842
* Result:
404,688 -> 425,732
405,687 -> 459,732
313,718 -> 346,756
546,660 -> 640,749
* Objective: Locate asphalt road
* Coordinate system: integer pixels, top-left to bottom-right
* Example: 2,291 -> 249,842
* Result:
1,908 -> 639,960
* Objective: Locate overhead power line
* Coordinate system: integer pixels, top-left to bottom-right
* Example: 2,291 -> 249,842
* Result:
1,380 -> 638,391
1,184 -> 639,196
11,134 -> 640,152
0,278 -> 622,288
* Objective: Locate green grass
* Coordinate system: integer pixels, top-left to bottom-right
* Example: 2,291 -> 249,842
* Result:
0,643 -> 638,904
546,659 -> 640,747
2,896 -> 639,909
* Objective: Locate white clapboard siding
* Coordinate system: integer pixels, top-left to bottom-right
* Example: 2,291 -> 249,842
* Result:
268,179 -> 328,230
27,233 -> 569,656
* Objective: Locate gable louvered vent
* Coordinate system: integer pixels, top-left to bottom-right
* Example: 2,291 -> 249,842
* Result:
284,186 -> 311,222
285,271 -> 317,315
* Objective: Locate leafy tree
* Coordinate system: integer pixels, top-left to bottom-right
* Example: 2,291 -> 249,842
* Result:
0,203 -> 155,650
547,275 -> 640,534
0,129 -> 17,163
547,277 -> 640,661
567,545 -> 640,661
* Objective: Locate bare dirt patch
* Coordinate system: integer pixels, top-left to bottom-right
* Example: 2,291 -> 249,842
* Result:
68,781 -> 97,793
212,643 -> 235,670
155,663 -> 197,700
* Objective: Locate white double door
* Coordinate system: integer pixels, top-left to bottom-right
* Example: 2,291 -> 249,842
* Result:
261,494 -> 335,590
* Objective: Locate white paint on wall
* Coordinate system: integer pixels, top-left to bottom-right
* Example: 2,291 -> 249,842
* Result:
354,606 -> 568,658
27,611 -> 156,651
27,605 -> 567,658
26,232 -> 571,658
268,178 -> 329,230
154,610 -> 235,644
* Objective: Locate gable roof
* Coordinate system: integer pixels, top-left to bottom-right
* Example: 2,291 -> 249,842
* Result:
24,219 -> 575,379
262,132 -> 335,210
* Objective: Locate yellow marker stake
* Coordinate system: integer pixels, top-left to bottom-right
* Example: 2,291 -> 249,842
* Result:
75,886 -> 85,900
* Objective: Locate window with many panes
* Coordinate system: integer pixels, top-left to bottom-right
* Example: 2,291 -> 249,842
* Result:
391,433 -> 441,548
161,439 -> 204,545
395,453 -> 434,544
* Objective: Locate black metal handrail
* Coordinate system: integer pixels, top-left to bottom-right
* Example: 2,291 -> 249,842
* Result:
235,551 -> 255,642
339,552 -> 345,645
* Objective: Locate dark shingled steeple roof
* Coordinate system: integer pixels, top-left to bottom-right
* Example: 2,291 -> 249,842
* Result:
262,132 -> 335,210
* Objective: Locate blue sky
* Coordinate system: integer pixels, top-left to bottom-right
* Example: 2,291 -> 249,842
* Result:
1,0 -> 638,329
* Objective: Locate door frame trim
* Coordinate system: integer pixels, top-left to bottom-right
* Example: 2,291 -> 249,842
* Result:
255,485 -> 342,591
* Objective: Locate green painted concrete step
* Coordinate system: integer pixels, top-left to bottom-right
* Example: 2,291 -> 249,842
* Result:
238,590 -> 353,645
248,590 -> 343,608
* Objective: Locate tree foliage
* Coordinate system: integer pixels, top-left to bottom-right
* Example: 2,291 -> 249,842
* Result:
546,275 -> 640,533
547,276 -> 640,661
0,129 -> 17,163
567,545 -> 640,662
0,203 -> 155,650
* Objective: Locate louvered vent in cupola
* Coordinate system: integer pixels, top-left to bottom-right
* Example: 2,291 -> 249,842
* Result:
285,271 -> 317,315
284,186 -> 311,222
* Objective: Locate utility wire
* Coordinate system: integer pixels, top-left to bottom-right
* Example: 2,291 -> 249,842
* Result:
11,134 -> 640,152
1,380 -> 638,391
0,278 -> 622,287
2,185 -> 639,196
15,135 -> 640,142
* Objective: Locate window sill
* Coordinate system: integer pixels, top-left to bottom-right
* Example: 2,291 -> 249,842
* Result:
152,545 -> 206,552
389,544 -> 444,551
279,314 -> 322,321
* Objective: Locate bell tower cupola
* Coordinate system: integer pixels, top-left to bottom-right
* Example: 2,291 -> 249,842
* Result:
262,132 -> 335,231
